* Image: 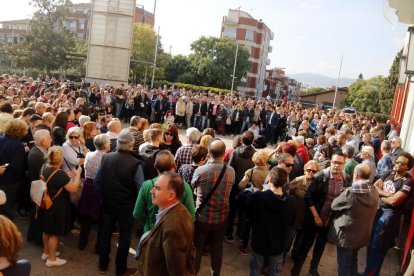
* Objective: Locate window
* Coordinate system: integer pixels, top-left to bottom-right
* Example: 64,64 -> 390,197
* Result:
223,28 -> 236,39
69,20 -> 77,31
245,30 -> 254,41
79,20 -> 85,30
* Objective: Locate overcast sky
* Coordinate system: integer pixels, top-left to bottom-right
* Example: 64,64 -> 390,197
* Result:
2,0 -> 408,79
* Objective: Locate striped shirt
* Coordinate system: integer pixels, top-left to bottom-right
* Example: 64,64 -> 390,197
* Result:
192,160 -> 235,224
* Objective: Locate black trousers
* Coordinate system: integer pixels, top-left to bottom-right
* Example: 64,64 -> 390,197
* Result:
291,225 -> 329,276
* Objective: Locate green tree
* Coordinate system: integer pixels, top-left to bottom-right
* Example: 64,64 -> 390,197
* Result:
344,76 -> 385,113
130,23 -> 169,85
189,36 -> 251,89
358,73 -> 364,80
8,0 -> 76,75
378,50 -> 401,114
165,55 -> 193,82
307,87 -> 325,94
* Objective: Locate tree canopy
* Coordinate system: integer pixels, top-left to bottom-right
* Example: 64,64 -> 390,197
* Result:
7,0 -> 76,74
188,36 -> 251,89
344,50 -> 401,114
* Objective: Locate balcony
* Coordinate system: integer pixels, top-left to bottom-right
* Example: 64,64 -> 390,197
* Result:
270,31 -> 274,40
268,45 -> 273,53
266,58 -> 271,65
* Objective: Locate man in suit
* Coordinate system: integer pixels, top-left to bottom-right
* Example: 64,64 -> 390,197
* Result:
330,163 -> 379,276
136,172 -> 195,276
265,106 -> 279,145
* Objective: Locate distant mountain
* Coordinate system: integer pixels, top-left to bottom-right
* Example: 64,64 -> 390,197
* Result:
287,73 -> 356,88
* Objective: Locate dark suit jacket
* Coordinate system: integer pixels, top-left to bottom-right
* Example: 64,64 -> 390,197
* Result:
27,146 -> 46,182
266,111 -> 279,128
137,203 -> 195,276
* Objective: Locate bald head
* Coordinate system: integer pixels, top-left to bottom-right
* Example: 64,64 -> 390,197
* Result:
108,120 -> 122,134
209,139 -> 226,159
154,150 -> 176,174
354,163 -> 371,181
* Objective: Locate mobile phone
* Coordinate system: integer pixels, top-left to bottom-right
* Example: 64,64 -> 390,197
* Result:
3,163 -> 9,167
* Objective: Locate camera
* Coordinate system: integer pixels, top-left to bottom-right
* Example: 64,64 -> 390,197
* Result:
77,152 -> 85,159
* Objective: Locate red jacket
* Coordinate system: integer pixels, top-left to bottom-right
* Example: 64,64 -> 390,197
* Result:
297,144 -> 309,164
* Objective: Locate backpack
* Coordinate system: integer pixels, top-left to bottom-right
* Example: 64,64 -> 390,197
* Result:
138,149 -> 161,180
30,167 -> 63,210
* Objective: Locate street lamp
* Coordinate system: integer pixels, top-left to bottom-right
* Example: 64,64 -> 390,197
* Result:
230,6 -> 241,94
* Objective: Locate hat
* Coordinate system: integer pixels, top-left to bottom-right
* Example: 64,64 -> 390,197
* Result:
117,130 -> 134,144
292,135 -> 305,145
0,190 -> 6,205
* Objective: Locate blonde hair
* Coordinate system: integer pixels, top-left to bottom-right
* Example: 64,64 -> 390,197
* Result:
42,112 -> 55,125
0,215 -> 23,262
4,119 -> 28,140
47,146 -> 64,166
149,123 -> 162,129
138,118 -> 149,132
304,160 -> 321,172
252,150 -> 269,166
199,135 -> 213,148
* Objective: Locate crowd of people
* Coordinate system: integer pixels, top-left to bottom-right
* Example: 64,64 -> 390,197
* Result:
1,73 -> 414,276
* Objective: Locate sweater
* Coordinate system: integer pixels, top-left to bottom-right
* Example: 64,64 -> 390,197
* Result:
133,176 -> 195,232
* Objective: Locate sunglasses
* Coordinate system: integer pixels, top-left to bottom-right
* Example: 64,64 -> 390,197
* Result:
164,132 -> 173,136
395,161 -> 408,166
284,163 -> 294,168
69,136 -> 80,139
306,169 -> 317,174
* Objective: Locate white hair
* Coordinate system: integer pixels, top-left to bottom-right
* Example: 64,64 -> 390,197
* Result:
361,146 -> 374,157
33,129 -> 51,146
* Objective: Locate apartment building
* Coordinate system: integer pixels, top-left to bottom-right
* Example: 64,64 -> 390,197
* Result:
0,2 -> 154,45
221,8 -> 273,97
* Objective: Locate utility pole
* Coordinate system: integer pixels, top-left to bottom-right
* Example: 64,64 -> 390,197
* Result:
151,26 -> 160,88
333,55 -> 343,109
230,7 -> 241,94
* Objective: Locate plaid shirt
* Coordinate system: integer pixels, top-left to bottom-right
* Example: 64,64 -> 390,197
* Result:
352,179 -> 371,193
175,144 -> 195,170
192,160 -> 235,224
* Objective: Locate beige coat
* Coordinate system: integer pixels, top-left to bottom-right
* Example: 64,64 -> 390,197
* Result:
238,165 -> 270,191
176,101 -> 186,116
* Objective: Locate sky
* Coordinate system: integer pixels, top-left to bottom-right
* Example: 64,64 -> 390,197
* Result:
1,0 -> 408,79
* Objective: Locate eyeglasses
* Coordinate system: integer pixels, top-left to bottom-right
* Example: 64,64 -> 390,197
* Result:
306,169 -> 318,174
284,163 -> 294,168
69,136 -> 80,139
165,132 -> 172,136
395,161 -> 408,166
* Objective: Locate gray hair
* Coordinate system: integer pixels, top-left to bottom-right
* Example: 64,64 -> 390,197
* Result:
342,145 -> 355,158
186,127 -> 201,144
33,129 -> 51,146
130,116 -> 141,127
354,163 -> 371,181
361,146 -> 374,157
381,140 -> 392,152
93,134 -> 110,151
392,136 -> 402,147
278,153 -> 293,163
66,127 -> 81,141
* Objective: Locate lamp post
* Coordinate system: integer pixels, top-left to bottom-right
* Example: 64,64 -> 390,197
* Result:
230,43 -> 239,93
333,55 -> 343,109
151,26 -> 160,88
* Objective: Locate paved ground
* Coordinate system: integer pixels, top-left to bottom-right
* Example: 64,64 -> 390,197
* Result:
16,129 -> 398,275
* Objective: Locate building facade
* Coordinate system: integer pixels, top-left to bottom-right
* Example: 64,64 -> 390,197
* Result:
0,2 -> 154,45
221,8 -> 273,97
263,67 -> 300,101
298,87 -> 348,108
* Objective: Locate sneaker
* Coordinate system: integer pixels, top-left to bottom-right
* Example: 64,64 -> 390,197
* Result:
46,257 -> 67,267
225,234 -> 234,243
238,245 -> 248,256
41,252 -> 60,261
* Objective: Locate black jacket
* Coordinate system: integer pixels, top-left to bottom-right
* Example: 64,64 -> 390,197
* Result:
95,149 -> 141,216
52,126 -> 66,146
247,191 -> 296,256
229,145 -> 256,185
305,168 -> 350,214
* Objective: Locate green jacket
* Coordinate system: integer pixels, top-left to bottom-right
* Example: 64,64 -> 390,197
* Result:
133,176 -> 195,232
343,159 -> 358,186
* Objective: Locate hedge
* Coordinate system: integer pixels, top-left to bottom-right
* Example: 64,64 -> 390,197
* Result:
173,82 -> 234,94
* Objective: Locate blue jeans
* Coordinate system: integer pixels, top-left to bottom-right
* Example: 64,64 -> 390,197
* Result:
250,251 -> 283,276
115,102 -> 123,118
99,211 -> 133,274
240,121 -> 251,134
336,246 -> 359,276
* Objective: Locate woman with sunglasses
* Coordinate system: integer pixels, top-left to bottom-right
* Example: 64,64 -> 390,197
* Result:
286,160 -> 321,259
160,124 -> 182,155
62,127 -> 88,207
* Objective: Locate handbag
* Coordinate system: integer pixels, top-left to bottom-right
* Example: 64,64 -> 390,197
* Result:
30,166 -> 63,210
236,169 -> 259,202
63,158 -> 83,206
195,165 -> 226,219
